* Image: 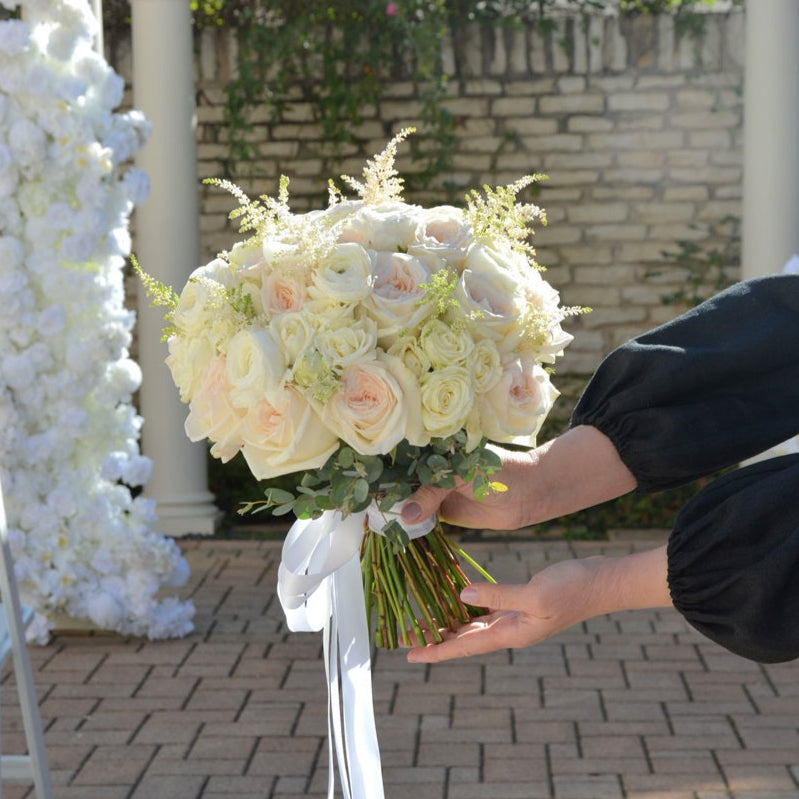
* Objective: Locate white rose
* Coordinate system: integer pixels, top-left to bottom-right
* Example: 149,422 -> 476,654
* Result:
337,201 -> 423,252
166,334 -> 214,402
420,318 -> 475,367
420,366 -> 475,440
520,274 -> 574,361
270,311 -> 315,366
316,316 -> 378,372
172,259 -> 233,337
225,328 -> 285,408
309,242 -> 373,303
363,251 -> 434,344
240,387 -> 339,480
323,354 -> 423,455
478,359 -> 558,448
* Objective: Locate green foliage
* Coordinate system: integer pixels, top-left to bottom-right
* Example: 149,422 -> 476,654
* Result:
238,432 -> 504,539
650,215 -> 740,308
131,256 -> 179,340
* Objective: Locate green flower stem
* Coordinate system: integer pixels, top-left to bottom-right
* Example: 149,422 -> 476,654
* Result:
370,528 -> 389,648
395,548 -> 443,646
380,539 -> 416,647
378,543 -> 406,650
407,538 -> 459,630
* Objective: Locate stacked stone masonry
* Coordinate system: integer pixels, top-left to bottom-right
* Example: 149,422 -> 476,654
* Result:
111,9 -> 745,378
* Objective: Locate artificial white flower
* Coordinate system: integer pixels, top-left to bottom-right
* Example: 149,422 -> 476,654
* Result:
0,0 -> 193,641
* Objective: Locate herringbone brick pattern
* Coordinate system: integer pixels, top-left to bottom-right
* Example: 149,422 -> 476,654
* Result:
2,535 -> 797,798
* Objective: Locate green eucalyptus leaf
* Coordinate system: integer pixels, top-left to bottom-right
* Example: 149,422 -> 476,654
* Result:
353,477 -> 370,504
381,520 -> 410,550
265,487 -> 296,504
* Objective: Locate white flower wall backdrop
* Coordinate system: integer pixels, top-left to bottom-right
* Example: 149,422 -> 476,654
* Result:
0,0 -> 194,641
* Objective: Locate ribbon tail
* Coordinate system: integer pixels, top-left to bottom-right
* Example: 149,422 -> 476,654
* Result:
324,612 -> 351,799
332,553 -> 385,799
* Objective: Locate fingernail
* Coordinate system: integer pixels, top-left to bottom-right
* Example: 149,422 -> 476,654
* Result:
402,502 -> 422,522
460,587 -> 478,604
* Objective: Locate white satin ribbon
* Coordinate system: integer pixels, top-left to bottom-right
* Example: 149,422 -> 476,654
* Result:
277,502 -> 434,799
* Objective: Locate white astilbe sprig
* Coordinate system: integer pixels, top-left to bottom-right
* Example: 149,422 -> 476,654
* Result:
339,126 -> 416,204
0,0 -> 194,642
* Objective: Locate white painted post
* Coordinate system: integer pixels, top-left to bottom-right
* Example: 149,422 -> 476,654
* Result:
741,1 -> 799,278
130,0 -> 219,535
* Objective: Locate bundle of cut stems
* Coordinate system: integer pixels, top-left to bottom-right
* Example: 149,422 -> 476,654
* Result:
360,519 -> 495,649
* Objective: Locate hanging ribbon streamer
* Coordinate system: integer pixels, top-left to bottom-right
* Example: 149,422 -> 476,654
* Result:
277,504 -> 434,799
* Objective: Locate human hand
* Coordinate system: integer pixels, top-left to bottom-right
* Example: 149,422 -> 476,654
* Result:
406,556 -> 606,663
401,425 -> 637,531
406,546 -> 671,663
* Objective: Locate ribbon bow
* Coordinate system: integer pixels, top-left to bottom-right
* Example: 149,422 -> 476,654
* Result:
277,504 -> 434,799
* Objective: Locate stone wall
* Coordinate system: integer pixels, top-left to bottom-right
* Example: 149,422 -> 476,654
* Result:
111,8 -> 745,379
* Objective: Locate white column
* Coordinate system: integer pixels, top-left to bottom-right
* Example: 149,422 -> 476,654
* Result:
131,0 -> 219,535
741,1 -> 799,278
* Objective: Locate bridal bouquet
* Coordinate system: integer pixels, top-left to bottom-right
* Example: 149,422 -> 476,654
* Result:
141,128 -> 581,797
142,128 -> 580,646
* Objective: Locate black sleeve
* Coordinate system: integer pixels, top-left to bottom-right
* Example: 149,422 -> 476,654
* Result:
667,454 -> 799,663
570,274 -> 799,492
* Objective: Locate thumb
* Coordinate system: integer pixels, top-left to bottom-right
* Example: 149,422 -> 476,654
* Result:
460,582 -> 532,613
400,484 -> 451,524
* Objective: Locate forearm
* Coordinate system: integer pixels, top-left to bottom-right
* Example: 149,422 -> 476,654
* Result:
520,425 -> 637,525
586,545 -> 672,615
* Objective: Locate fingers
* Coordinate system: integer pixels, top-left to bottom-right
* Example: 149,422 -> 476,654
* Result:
400,484 -> 452,524
461,582 -> 538,615
406,612 -> 521,663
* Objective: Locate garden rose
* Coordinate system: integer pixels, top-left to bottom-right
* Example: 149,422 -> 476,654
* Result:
240,387 -> 338,479
184,356 -> 244,462
324,355 -> 421,455
225,328 -> 286,408
363,250 -> 433,343
478,358 -> 558,447
338,201 -> 422,251
310,242 -> 373,303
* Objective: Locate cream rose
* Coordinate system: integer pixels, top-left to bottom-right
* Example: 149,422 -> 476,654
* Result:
309,242 -> 373,303
270,310 -> 315,366
184,355 -> 245,462
386,335 -> 431,379
165,332 -> 215,402
261,269 -> 307,316
323,354 -> 422,455
420,318 -> 475,367
239,387 -> 339,480
470,338 -> 503,394
408,205 -> 474,268
363,251 -> 434,344
316,316 -> 378,372
225,328 -> 285,408
420,365 -> 475,439
478,358 -> 558,447
456,243 -> 526,343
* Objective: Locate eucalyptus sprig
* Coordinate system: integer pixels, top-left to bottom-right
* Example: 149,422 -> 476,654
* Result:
239,432 -> 505,538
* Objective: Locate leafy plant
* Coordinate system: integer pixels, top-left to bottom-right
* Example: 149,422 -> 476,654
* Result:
651,215 -> 740,307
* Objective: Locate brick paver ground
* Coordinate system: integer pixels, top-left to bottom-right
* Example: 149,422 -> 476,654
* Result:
2,534 -> 798,799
